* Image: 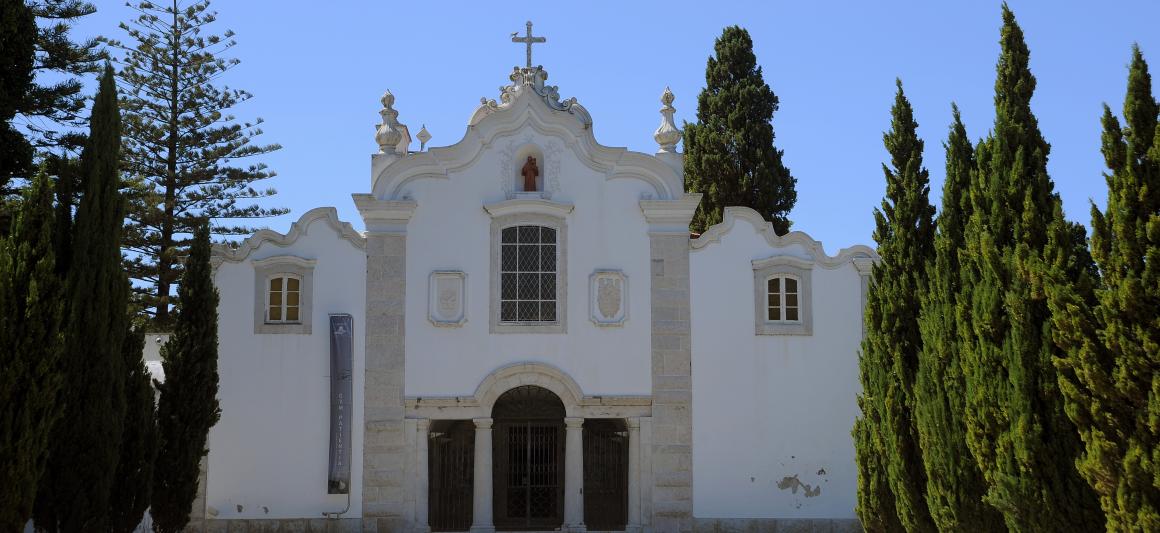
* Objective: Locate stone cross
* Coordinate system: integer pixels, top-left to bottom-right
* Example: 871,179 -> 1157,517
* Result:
511,20 -> 545,69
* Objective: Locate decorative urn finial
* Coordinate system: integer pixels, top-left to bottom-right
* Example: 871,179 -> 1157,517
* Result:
654,87 -> 682,153
375,90 -> 403,153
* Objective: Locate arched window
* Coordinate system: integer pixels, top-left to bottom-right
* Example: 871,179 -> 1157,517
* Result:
766,274 -> 800,322
499,225 -> 558,323
267,274 -> 302,323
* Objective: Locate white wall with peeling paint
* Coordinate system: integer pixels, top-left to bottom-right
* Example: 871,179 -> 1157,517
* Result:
690,209 -> 870,520
209,214 -> 367,520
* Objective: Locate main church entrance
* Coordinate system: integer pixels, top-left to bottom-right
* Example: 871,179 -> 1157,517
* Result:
492,385 -> 566,530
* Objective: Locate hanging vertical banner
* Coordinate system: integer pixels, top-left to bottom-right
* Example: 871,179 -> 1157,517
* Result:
328,314 -> 354,494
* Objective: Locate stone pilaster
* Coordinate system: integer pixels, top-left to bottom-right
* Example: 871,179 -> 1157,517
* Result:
415,419 -> 431,533
355,195 -> 417,532
626,417 -> 642,533
470,418 -> 495,533
640,194 -> 700,533
564,417 -> 586,532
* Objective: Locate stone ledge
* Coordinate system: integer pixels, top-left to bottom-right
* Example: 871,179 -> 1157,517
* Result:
693,518 -> 863,533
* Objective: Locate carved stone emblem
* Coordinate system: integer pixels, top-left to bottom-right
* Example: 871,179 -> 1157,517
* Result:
429,271 -> 466,327
589,270 -> 627,327
598,277 -> 621,319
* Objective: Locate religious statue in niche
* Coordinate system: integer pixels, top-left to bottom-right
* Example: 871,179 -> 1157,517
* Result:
520,155 -> 540,192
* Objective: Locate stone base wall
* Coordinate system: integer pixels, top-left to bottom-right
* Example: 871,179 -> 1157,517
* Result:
693,518 -> 863,533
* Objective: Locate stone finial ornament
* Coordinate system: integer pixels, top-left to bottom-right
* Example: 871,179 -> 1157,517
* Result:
654,87 -> 682,153
375,90 -> 403,153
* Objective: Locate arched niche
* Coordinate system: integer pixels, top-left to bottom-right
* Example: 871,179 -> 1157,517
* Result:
513,143 -> 546,193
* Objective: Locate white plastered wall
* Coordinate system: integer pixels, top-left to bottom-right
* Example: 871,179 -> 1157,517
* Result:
689,209 -> 869,520
208,213 -> 367,519
401,131 -> 657,400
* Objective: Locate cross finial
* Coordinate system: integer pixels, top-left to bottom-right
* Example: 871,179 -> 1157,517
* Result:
511,20 -> 546,69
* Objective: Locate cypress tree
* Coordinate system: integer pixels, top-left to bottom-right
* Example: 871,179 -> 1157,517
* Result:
33,64 -> 130,533
1047,45 -> 1160,530
0,167 -> 63,532
913,106 -> 1004,531
854,80 -> 937,532
109,328 -> 158,533
957,6 -> 1102,530
853,382 -> 903,532
684,25 -> 796,234
151,219 -> 221,533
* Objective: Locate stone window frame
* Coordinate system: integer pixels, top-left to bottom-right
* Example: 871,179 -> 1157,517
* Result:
752,255 -> 813,336
489,212 -> 567,334
253,255 -> 316,335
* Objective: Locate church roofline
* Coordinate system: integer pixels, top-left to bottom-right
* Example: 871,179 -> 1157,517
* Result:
691,206 -> 879,268
212,207 -> 366,263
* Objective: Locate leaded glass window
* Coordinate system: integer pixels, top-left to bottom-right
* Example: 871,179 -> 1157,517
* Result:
267,274 -> 302,323
500,225 -> 557,323
766,275 -> 800,322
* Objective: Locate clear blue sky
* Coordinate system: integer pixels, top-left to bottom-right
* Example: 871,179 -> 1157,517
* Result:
70,1 -> 1160,252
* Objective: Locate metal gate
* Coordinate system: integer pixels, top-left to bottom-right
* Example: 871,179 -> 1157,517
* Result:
429,420 -> 474,532
493,386 -> 566,530
583,419 -> 628,530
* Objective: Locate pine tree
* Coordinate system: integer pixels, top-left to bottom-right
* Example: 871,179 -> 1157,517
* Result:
109,328 -> 158,533
913,106 -> 1005,531
151,219 -> 221,533
1046,45 -> 1160,531
0,167 -> 63,533
23,0 -> 105,152
109,0 -> 284,325
0,0 -> 36,199
853,80 -> 937,532
684,25 -> 796,234
32,64 -> 130,533
957,6 -> 1102,530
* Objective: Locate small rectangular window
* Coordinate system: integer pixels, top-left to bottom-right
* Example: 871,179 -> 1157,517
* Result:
267,274 -> 302,324
767,274 -> 800,323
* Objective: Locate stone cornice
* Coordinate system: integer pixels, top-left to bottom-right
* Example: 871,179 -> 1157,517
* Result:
352,193 -> 417,234
211,207 -> 365,264
692,206 -> 879,269
639,193 -> 702,233
482,197 -> 575,218
251,255 -> 318,269
751,254 -> 816,271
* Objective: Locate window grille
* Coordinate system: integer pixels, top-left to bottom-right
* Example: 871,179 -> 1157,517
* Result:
499,225 -> 557,323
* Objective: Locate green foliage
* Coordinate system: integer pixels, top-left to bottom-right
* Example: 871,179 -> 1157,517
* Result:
913,106 -> 1004,531
33,65 -> 129,533
684,25 -> 796,235
23,0 -> 105,152
150,219 -> 221,533
0,0 -> 36,199
109,328 -> 158,533
1047,44 -> 1160,531
854,81 -> 937,532
0,167 -> 63,532
853,392 -> 903,532
109,0 -> 284,326
957,6 -> 1102,530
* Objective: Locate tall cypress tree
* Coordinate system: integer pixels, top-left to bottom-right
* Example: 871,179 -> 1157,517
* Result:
151,219 -> 221,533
684,25 -> 796,234
854,80 -> 936,532
854,372 -> 903,533
32,64 -> 130,533
914,106 -> 1004,531
1047,45 -> 1160,530
0,167 -> 63,532
109,328 -> 158,533
958,6 -> 1102,530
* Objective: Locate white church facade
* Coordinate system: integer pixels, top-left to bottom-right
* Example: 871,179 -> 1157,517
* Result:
200,27 -> 876,533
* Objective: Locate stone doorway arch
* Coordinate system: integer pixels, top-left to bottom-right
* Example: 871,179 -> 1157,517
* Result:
492,385 -> 566,531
